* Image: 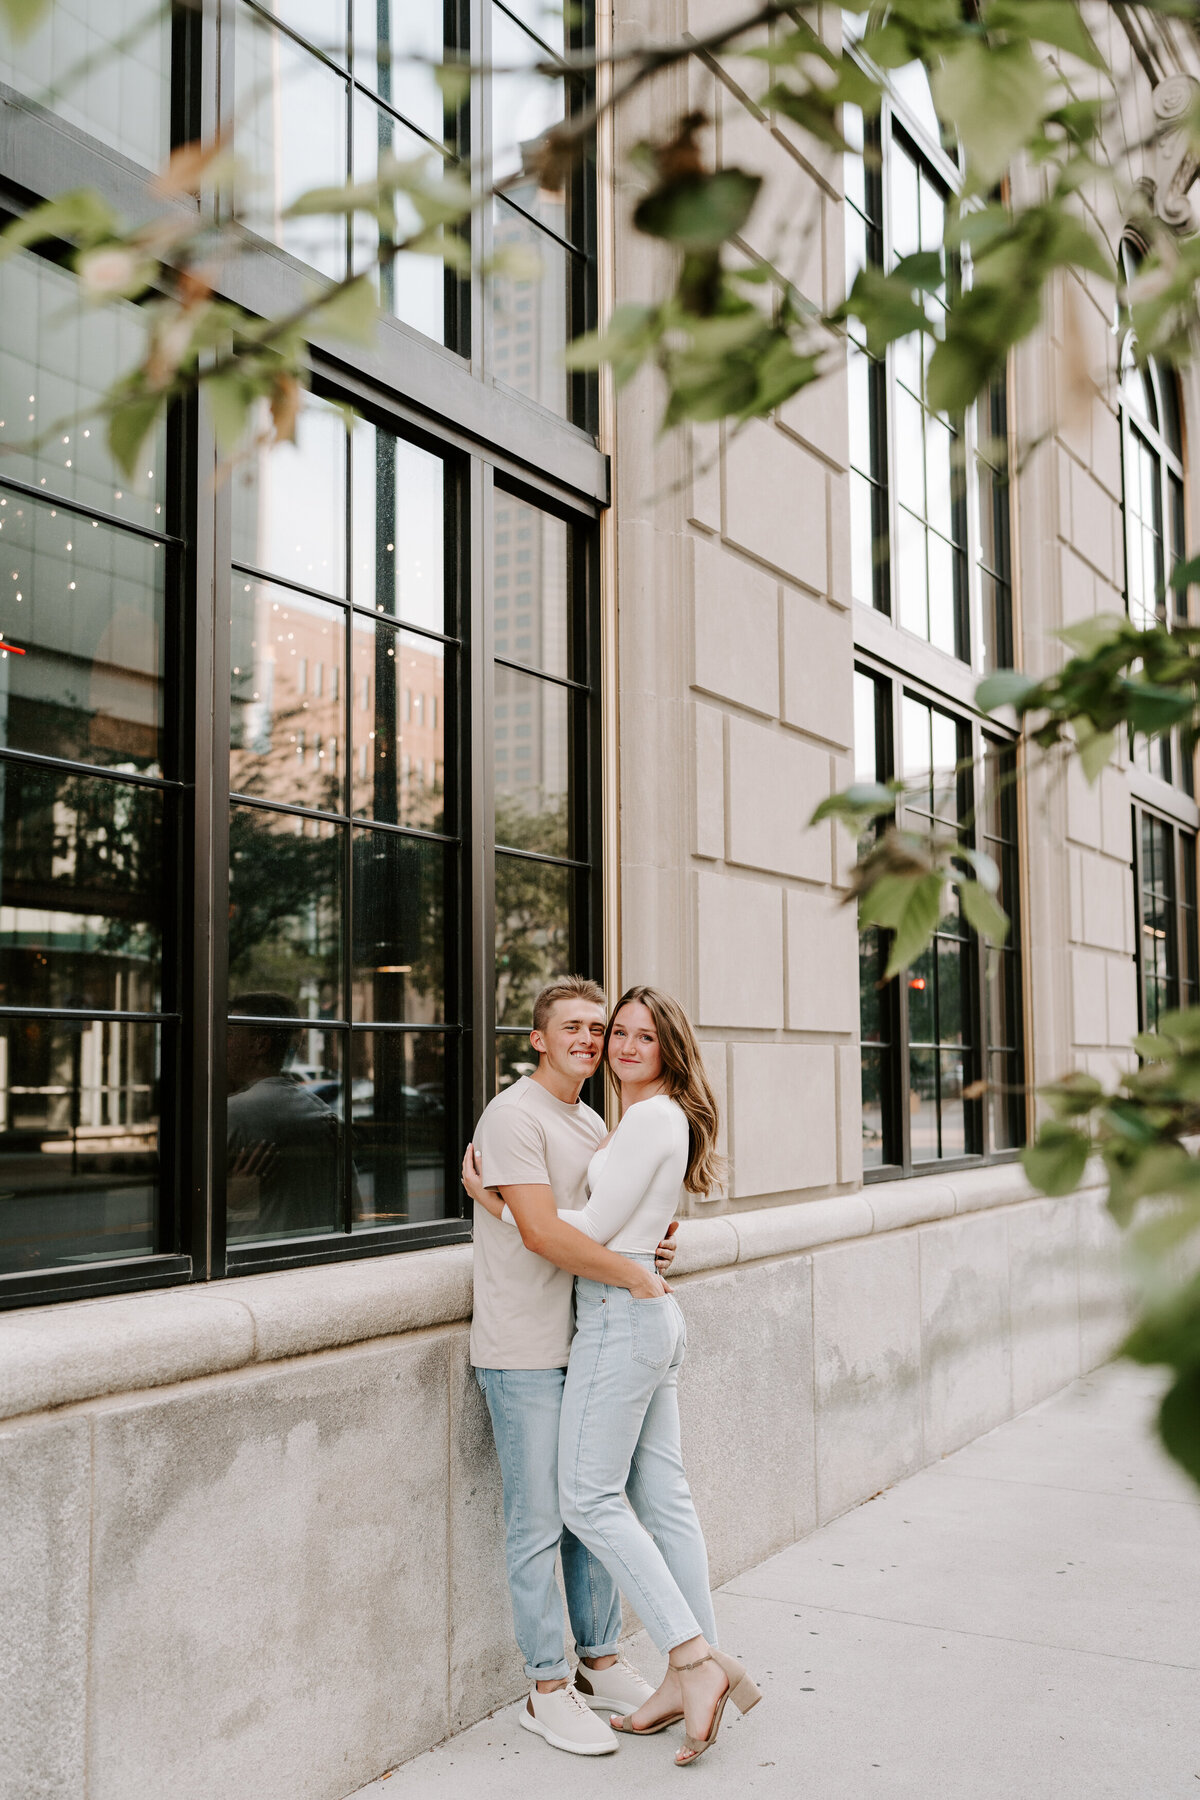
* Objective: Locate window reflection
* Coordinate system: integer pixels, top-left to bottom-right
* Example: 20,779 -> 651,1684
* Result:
493,493 -> 570,677
0,253 -> 167,528
351,617 -> 447,832
0,492 -> 166,774
350,1030 -> 446,1228
231,578 -> 346,813
0,762 -> 164,1012
494,851 -> 570,1028
234,7 -> 348,280
232,398 -> 348,598
0,1017 -> 160,1274
350,420 -> 446,629
0,0 -> 170,171
351,95 -> 450,343
351,829 -> 446,1022
352,0 -> 447,141
491,201 -> 572,418
491,3 -> 567,185
493,664 -> 569,857
228,805 -> 342,1017
225,1002 -> 345,1242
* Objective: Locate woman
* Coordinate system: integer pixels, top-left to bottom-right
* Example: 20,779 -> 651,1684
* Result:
463,985 -> 761,1766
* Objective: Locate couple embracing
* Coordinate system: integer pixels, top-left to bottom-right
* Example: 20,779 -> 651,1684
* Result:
463,975 -> 761,1767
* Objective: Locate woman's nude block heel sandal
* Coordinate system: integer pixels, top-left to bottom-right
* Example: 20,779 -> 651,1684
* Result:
674,1649 -> 762,1766
610,1710 -> 684,1737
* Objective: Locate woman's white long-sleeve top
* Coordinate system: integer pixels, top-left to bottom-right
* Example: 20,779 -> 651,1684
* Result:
503,1093 -> 688,1252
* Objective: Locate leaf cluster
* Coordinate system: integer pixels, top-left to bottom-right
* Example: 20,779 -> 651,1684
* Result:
1023,1019 -> 1200,1486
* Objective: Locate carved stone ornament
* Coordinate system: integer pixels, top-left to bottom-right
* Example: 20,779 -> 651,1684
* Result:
1153,74 -> 1200,233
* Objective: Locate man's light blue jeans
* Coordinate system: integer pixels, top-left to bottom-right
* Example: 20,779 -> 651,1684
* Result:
558,1261 -> 718,1654
475,1365 -> 623,1681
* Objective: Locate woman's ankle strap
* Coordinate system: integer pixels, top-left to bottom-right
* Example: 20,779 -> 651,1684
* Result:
669,1653 -> 712,1672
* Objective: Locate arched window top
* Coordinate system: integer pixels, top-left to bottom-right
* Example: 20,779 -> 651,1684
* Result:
1119,237 -> 1183,462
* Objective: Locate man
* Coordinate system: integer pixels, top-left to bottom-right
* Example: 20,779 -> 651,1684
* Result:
469,975 -> 677,1757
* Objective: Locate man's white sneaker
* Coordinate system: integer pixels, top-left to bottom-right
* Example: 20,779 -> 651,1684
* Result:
518,1682 -> 619,1755
574,1653 -> 657,1717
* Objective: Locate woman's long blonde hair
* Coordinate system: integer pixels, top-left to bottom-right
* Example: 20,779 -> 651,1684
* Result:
604,985 -> 724,1197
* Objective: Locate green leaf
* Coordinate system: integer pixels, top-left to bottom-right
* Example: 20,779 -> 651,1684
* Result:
1133,1032 -> 1169,1061
859,872 -> 946,980
0,0 -> 52,37
1159,1365 -> 1200,1486
1169,553 -> 1200,593
434,60 -> 472,109
1022,1122 -> 1090,1196
983,0 -> 1106,68
957,876 -> 1009,946
107,394 -> 166,481
976,668 -> 1039,714
1124,1273 -> 1200,1367
313,276 -> 378,347
838,264 -> 931,358
204,372 -> 257,455
1056,612 -> 1128,658
810,782 -> 897,827
931,38 -> 1049,188
0,189 -> 117,262
1155,1007 -> 1200,1048
634,169 -> 762,252
1075,720 -> 1116,784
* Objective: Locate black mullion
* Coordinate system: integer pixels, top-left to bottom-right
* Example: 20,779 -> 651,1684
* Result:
1133,805 -> 1148,1032
495,190 -> 586,264
0,746 -> 180,793
0,475 -> 186,546
0,1007 -> 180,1024
232,788 -> 460,848
492,0 -> 572,69
342,412 -> 355,1235
493,655 -> 589,693
346,601 -> 462,652
493,843 -> 589,870
891,678 -> 913,1172
242,0 -> 348,76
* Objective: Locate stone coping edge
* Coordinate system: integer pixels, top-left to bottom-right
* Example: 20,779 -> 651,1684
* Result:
0,1161 -> 1105,1425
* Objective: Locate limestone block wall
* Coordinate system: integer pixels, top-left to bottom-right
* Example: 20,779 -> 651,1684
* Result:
611,0 -> 860,1213
0,1174 -> 1131,1800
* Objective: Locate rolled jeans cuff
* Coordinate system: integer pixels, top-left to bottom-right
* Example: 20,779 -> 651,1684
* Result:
574,1639 -> 621,1661
525,1656 -> 572,1682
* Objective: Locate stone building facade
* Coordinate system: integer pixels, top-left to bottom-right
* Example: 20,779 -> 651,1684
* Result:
0,3 -> 1196,1797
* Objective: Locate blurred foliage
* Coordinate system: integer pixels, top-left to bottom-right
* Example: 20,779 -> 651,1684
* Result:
3,0 -> 1200,1478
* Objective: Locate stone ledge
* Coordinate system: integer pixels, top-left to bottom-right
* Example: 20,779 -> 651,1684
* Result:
0,1164 -> 1106,1423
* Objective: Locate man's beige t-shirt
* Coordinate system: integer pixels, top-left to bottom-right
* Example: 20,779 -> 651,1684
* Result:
470,1075 -> 606,1370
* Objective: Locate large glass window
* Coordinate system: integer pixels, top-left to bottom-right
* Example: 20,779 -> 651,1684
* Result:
0,0 -> 171,171
226,400 -> 460,1251
854,667 -> 1024,1173
493,491 -> 597,1089
0,251 -> 179,1282
1134,810 -> 1198,1032
1120,288 -> 1191,795
487,1 -> 595,424
0,7 -> 603,1306
845,98 -> 1010,669
233,0 -> 465,345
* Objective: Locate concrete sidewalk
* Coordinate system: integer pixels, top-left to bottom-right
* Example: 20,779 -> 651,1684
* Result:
356,1364 -> 1200,1799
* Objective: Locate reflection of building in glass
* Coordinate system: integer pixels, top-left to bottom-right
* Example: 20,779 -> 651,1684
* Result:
491,175 -> 568,415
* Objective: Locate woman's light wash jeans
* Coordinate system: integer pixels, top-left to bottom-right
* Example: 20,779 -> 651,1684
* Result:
475,1365 -> 623,1681
558,1257 -> 718,1654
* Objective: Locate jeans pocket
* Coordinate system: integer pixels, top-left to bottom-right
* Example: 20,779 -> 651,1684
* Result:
629,1294 -> 674,1369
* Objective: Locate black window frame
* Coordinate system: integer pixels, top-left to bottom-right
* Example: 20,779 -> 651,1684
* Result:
854,662 -> 1026,1181
0,0 -> 605,1309
1133,805 -> 1200,1034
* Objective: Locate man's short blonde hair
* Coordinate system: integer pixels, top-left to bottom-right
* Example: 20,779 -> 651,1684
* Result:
532,975 -> 607,1035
